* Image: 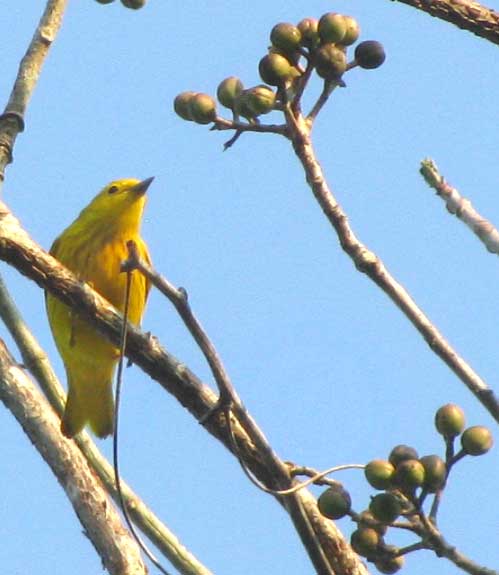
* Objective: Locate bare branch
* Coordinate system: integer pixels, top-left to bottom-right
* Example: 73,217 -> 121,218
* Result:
0,202 -> 368,575
0,0 -> 68,184
0,277 -> 214,575
389,0 -> 499,45
284,111 -> 499,424
420,158 -> 499,253
0,339 -> 147,575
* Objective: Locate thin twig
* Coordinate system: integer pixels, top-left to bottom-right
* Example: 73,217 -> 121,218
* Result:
113,270 -> 174,575
307,80 -> 340,123
284,110 -> 499,423
212,116 -> 288,137
420,158 -> 499,254
0,0 -> 68,186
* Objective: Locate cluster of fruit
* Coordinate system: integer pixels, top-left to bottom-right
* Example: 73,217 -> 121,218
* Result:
174,13 -> 386,125
317,404 -> 493,573
95,0 -> 145,9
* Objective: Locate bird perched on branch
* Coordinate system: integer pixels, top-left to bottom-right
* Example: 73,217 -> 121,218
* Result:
46,177 -> 153,438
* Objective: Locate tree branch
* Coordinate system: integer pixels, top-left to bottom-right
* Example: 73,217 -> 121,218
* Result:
389,0 -> 499,45
284,109 -> 499,424
0,0 -> 68,184
0,201 -> 368,575
0,276 -> 214,575
0,339 -> 147,575
420,158 -> 499,254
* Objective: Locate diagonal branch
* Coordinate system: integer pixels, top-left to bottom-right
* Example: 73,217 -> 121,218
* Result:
285,110 -> 499,424
0,0 -> 68,185
0,339 -> 147,575
420,158 -> 499,254
0,202 -> 368,575
0,276 -> 214,575
388,0 -> 499,45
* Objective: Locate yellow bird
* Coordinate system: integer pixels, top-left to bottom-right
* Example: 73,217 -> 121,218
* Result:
46,178 -> 153,438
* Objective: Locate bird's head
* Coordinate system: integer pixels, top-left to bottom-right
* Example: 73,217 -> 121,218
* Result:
79,177 -> 154,232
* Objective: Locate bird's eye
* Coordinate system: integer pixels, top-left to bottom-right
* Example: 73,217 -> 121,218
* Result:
107,185 -> 119,195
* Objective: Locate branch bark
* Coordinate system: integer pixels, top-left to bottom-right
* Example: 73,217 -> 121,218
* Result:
389,0 -> 499,45
0,202 -> 368,574
0,338 -> 147,575
0,0 -> 67,184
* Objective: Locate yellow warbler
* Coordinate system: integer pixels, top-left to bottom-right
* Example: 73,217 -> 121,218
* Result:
46,178 -> 153,438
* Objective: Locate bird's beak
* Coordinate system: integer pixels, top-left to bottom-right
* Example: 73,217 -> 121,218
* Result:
131,176 -> 154,196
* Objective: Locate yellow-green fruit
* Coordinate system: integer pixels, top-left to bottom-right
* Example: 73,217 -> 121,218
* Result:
233,91 -> 256,120
369,493 -> 402,524
435,404 -> 465,438
315,44 -> 347,80
318,485 -> 351,520
339,16 -> 360,46
121,0 -> 146,8
394,459 -> 425,491
365,460 -> 395,490
375,554 -> 405,574
189,93 -> 217,124
245,85 -> 276,116
270,23 -> 302,54
358,511 -> 388,536
461,426 -> 493,456
318,13 -> 347,44
297,18 -> 319,49
389,444 -> 419,467
217,77 -> 244,110
259,53 -> 294,86
350,527 -> 380,557
420,455 -> 446,492
174,91 -> 197,121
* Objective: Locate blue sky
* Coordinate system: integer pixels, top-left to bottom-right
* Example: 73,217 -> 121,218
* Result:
2,1 -> 499,574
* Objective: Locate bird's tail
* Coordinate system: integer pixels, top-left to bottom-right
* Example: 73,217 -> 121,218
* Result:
61,375 -> 114,439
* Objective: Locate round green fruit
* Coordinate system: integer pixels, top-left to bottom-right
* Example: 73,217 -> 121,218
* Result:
420,455 -> 446,492
318,13 -> 347,44
339,16 -> 360,46
435,404 -> 466,438
173,91 -> 197,121
217,77 -> 244,110
461,426 -> 493,456
297,18 -> 319,49
245,85 -> 276,116
95,0 -> 115,4
189,93 -> 217,124
121,0 -> 146,8
365,460 -> 395,490
270,23 -> 302,54
394,459 -> 425,491
315,43 -> 347,80
318,485 -> 351,520
375,554 -> 404,574
369,493 -> 402,524
350,527 -> 379,557
354,41 -> 386,69
259,53 -> 294,86
358,511 -> 388,535
389,445 -> 419,467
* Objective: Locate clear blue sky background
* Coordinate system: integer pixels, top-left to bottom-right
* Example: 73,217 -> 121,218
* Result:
1,1 -> 499,574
